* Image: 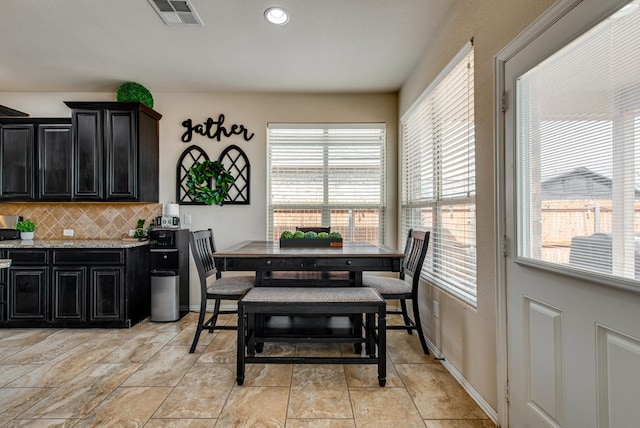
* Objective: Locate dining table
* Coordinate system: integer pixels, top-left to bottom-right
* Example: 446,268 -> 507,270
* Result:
214,240 -> 405,287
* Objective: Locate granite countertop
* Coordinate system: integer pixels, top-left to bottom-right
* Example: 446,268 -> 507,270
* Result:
0,239 -> 149,249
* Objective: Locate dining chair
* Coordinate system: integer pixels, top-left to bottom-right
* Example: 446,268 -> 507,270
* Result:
362,229 -> 431,354
189,229 -> 254,353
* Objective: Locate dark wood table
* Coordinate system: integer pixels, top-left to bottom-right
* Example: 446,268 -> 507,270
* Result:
214,240 -> 404,286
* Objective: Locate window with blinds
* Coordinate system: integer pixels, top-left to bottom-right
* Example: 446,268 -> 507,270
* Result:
517,3 -> 640,284
267,123 -> 386,243
401,42 -> 476,305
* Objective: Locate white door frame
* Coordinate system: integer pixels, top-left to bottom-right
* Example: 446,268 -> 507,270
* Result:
492,0 -> 627,425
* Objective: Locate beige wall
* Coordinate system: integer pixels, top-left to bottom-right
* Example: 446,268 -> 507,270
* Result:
0,90 -> 399,322
399,0 -> 556,412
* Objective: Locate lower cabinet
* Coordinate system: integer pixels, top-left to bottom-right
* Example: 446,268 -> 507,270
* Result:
0,245 -> 149,328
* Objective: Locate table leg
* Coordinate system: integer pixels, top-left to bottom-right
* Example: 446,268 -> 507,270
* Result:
236,304 -> 245,386
378,309 -> 387,387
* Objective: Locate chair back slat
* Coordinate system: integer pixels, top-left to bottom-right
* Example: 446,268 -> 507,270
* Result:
189,229 -> 219,291
401,229 -> 431,291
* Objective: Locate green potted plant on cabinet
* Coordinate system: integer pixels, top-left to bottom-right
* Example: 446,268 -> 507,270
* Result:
15,219 -> 36,240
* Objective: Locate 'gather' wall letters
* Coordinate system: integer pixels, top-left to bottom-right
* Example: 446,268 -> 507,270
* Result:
181,114 -> 255,143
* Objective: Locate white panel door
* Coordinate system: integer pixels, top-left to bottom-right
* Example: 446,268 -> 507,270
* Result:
503,0 -> 640,426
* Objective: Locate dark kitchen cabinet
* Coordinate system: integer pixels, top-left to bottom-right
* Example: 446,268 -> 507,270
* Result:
0,123 -> 34,199
1,244 -> 149,328
65,102 -> 161,202
89,267 -> 123,321
0,118 -> 72,201
38,124 -> 73,199
52,267 -> 85,322
8,267 -> 49,321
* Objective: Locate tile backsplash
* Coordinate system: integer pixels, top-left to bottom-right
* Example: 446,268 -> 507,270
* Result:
0,202 -> 162,240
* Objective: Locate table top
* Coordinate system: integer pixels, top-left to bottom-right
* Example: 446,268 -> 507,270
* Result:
216,240 -> 404,259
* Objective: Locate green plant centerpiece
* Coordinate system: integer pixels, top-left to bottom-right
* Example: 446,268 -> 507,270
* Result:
15,219 -> 36,232
186,160 -> 235,206
279,230 -> 343,248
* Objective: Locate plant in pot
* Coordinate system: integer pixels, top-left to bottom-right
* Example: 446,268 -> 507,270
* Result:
15,219 -> 36,240
186,160 -> 235,206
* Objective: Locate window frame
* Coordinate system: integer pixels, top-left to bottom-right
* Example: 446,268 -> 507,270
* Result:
400,42 -> 477,306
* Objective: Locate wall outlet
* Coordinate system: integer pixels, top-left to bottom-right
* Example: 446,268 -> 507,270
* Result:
184,214 -> 192,226
63,229 -> 74,237
128,229 -> 136,237
433,300 -> 440,318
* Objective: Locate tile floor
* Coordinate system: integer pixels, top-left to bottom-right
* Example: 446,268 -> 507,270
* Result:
0,312 -> 496,427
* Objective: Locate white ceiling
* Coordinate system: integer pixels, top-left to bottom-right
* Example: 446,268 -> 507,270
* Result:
0,0 -> 454,94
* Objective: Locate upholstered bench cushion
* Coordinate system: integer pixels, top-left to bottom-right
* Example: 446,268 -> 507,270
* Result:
207,275 -> 254,295
240,287 -> 384,304
362,276 -> 412,295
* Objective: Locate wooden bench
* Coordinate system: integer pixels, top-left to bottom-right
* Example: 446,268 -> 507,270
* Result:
236,287 -> 387,386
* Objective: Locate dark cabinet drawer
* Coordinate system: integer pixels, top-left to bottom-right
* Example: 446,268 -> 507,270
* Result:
52,250 -> 124,265
7,250 -> 48,265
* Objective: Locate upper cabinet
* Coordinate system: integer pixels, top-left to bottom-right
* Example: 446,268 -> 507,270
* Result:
65,102 -> 162,202
0,118 -> 72,201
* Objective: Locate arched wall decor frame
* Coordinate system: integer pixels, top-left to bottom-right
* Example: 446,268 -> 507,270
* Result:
176,145 -> 210,205
218,145 -> 250,205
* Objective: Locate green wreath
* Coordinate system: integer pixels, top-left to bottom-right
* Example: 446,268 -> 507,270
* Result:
186,160 -> 235,206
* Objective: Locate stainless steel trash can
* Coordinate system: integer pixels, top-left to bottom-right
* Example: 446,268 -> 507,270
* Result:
151,270 -> 180,322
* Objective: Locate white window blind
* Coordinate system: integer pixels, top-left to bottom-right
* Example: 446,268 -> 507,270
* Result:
401,42 -> 476,305
517,2 -> 640,284
267,123 -> 386,243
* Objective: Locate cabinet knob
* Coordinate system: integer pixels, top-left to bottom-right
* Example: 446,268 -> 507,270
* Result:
346,260 -> 352,265
266,260 -> 272,265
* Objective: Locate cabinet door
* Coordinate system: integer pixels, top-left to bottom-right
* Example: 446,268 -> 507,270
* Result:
73,109 -> 103,199
38,124 -> 72,200
105,110 -> 137,200
8,267 -> 48,320
89,267 -> 123,321
0,124 -> 34,199
52,267 -> 85,322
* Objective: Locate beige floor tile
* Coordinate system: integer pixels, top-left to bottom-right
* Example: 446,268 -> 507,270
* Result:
343,356 -> 403,388
99,330 -> 178,364
2,419 -> 79,427
2,330 -> 94,365
0,363 -> 41,387
73,386 -> 172,427
349,387 -> 426,428
0,329 -> 53,347
243,363 -> 293,387
291,364 -> 347,388
424,420 -> 496,428
6,344 -> 116,387
122,345 -> 198,387
19,363 -> 140,419
197,330 -> 237,363
0,387 -> 53,425
216,386 -> 289,427
145,419 -> 217,428
397,364 -> 488,420
386,331 -> 439,364
285,419 -> 356,428
287,386 -> 353,419
152,363 -> 235,419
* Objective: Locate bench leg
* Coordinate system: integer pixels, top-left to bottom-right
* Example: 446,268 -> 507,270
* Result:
236,304 -> 245,386
378,310 -> 387,387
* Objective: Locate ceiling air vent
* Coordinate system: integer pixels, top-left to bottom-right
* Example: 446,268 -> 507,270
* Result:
148,0 -> 203,26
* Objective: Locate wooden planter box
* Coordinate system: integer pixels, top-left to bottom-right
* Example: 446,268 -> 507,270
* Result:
279,238 -> 343,248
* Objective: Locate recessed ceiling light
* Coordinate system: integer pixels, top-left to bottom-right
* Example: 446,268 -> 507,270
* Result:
264,7 -> 289,25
